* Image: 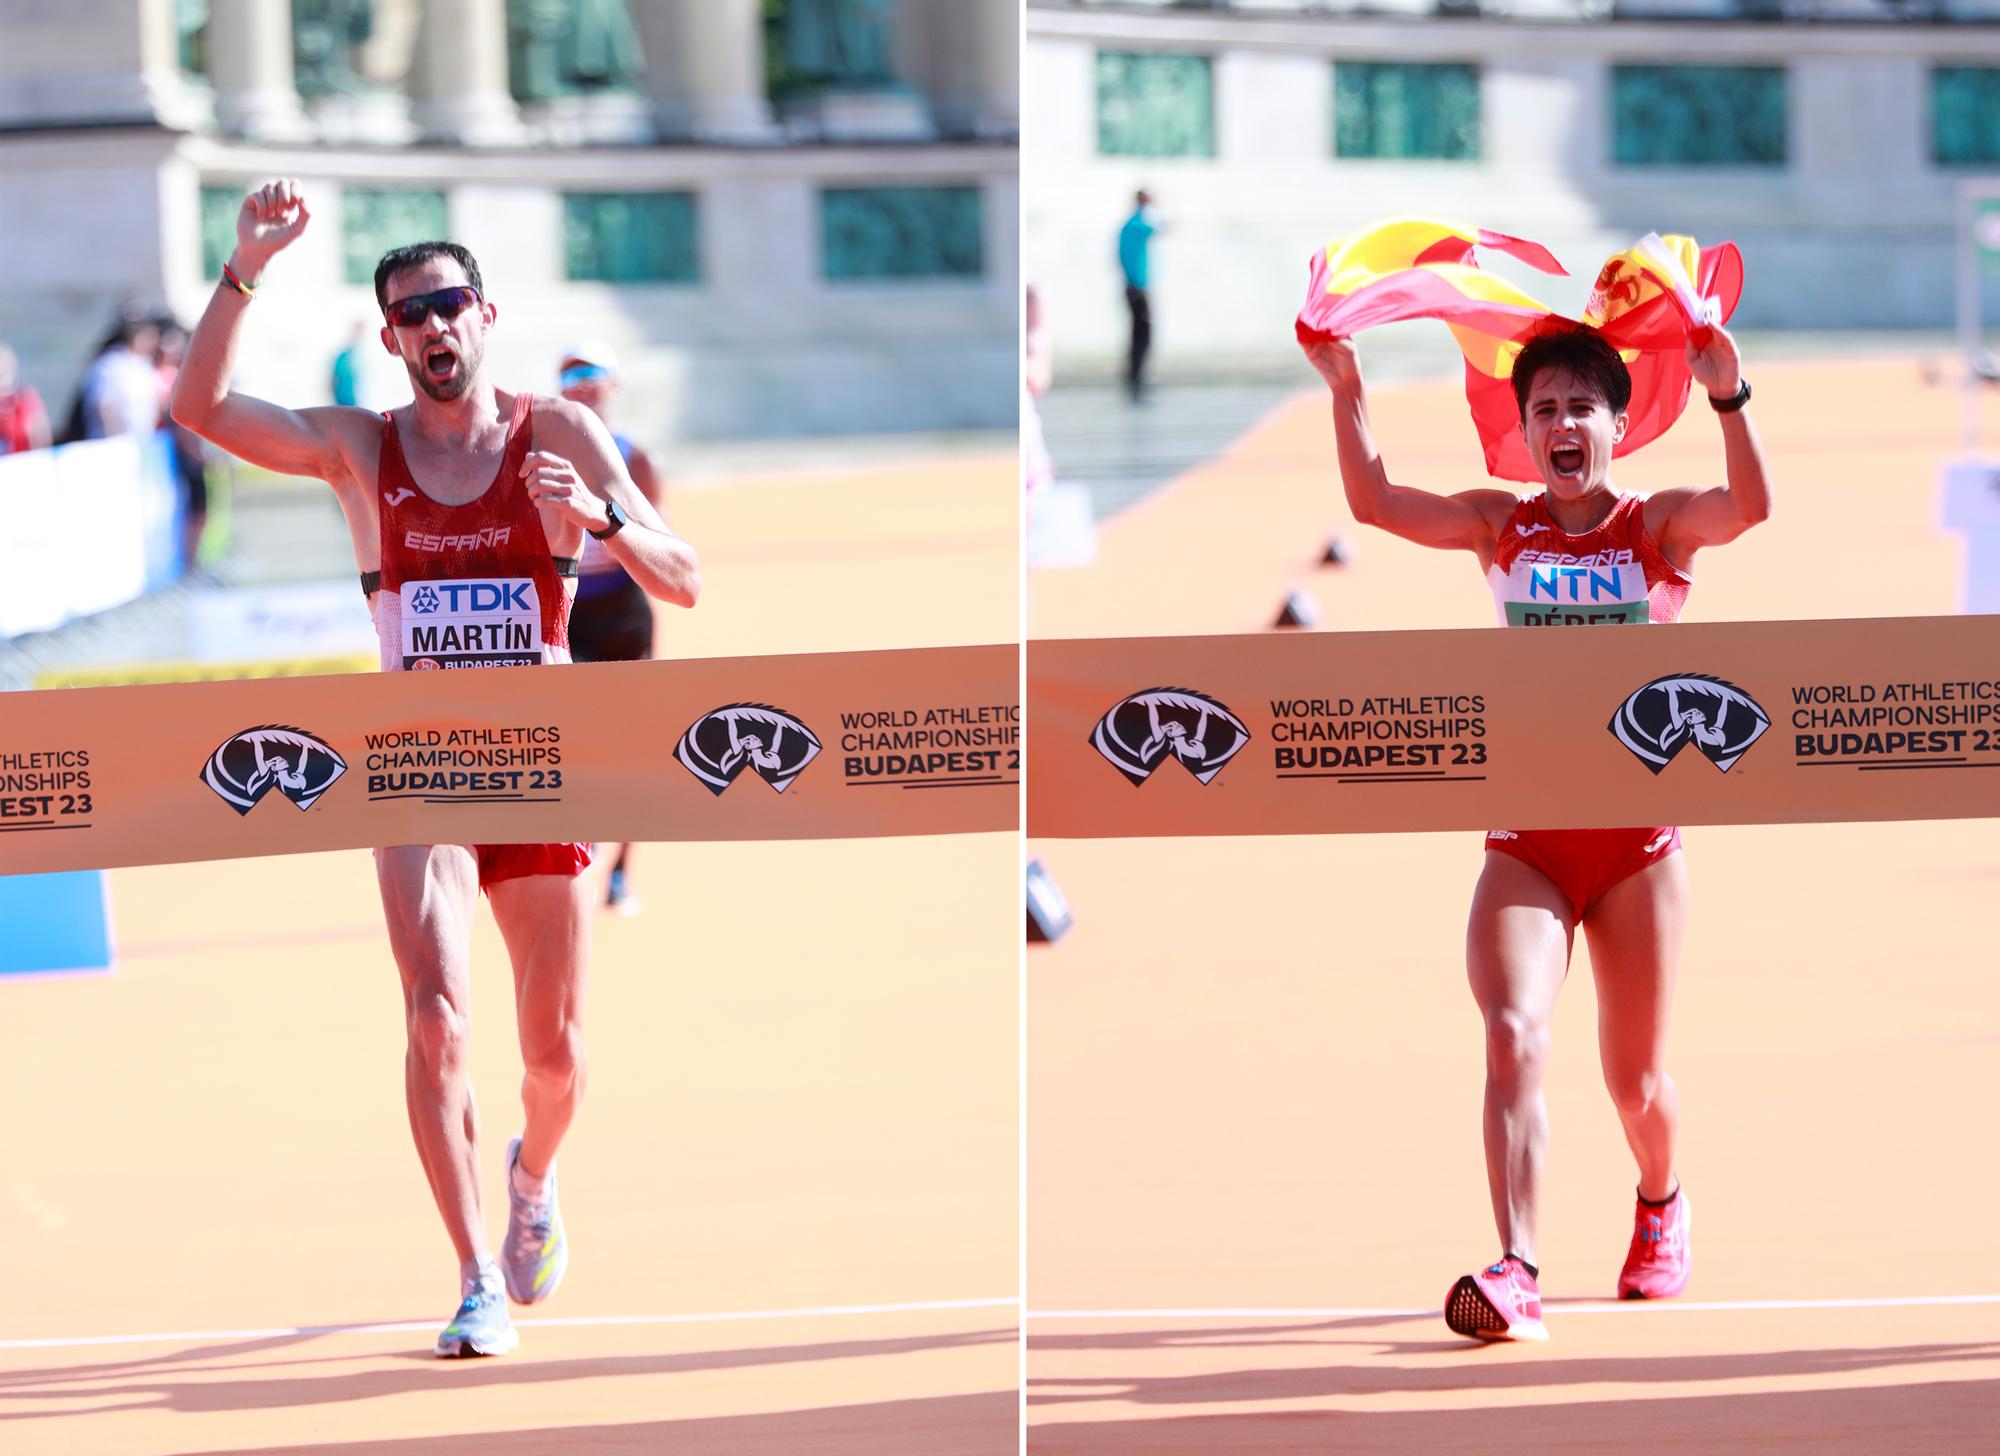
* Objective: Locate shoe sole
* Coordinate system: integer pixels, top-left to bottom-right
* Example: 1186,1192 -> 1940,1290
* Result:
435,1325 -> 519,1358
1617,1197 -> 1693,1301
1445,1275 -> 1548,1343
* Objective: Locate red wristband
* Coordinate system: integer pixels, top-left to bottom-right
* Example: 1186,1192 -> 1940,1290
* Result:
220,261 -> 257,299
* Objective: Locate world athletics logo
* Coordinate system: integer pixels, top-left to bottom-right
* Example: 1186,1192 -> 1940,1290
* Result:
676,704 -> 822,796
199,725 -> 348,814
1090,687 -> 1250,787
1609,674 -> 1770,775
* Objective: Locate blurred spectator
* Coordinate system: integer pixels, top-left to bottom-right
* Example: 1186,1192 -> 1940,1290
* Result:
78,310 -> 164,439
152,315 -> 211,574
331,318 -> 404,409
558,338 -> 666,916
1118,189 -> 1161,401
0,342 -> 52,455
1024,283 -> 1053,495
331,320 -> 365,406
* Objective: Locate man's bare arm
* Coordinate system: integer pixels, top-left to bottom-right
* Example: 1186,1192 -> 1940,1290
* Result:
168,179 -> 375,483
525,399 -> 699,608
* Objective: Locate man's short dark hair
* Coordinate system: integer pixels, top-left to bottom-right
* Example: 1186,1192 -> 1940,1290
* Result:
373,241 -> 485,310
1510,325 -> 1631,422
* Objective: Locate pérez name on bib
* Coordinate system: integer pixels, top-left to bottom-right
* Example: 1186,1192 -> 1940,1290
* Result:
400,577 -> 544,670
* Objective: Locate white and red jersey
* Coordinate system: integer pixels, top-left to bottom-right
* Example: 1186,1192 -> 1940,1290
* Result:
1487,491 -> 1690,628
366,392 -> 577,672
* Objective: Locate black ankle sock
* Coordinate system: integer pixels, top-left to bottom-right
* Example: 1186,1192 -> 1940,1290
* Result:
1504,1253 -> 1540,1280
1638,1183 -> 1681,1209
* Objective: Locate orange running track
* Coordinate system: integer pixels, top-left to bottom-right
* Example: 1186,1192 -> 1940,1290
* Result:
0,450 -> 1021,1455
1027,361 -> 2000,1452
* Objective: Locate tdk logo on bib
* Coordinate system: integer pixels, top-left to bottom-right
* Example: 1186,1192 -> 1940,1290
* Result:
1091,687 -> 1249,787
676,704 -> 822,796
1610,674 -> 1770,775
400,576 -> 542,670
200,725 -> 348,815
421,581 -> 533,613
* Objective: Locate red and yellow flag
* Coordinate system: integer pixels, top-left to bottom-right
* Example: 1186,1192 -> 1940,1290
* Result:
1296,220 -> 1744,482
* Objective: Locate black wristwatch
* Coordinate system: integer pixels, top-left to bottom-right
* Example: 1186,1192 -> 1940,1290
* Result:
1708,378 -> 1752,414
588,499 -> 627,540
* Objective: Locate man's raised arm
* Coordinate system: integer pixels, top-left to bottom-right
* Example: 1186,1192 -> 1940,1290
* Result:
170,179 -> 372,484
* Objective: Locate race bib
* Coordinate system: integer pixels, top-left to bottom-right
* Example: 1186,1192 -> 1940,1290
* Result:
399,577 -> 545,670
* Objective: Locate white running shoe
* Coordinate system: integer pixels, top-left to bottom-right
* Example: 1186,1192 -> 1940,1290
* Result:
434,1277 -> 517,1358
501,1135 -> 569,1305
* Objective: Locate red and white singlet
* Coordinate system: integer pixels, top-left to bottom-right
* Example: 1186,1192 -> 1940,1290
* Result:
1487,491 -> 1690,628
369,392 -> 576,672
1484,490 -> 1691,918
365,392 -> 588,887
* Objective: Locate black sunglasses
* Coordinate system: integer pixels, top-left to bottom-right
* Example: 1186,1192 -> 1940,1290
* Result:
383,285 -> 482,330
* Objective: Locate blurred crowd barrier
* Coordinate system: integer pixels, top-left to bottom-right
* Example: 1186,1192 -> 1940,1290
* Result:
0,434 -> 182,640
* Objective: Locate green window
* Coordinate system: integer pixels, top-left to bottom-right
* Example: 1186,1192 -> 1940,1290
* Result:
175,0 -> 208,77
1933,67 -> 2000,166
1611,66 -> 1787,167
1335,62 -> 1480,161
342,189 -> 450,286
564,193 -> 700,284
821,186 -> 984,281
199,184 -> 241,279
1096,51 -> 1213,159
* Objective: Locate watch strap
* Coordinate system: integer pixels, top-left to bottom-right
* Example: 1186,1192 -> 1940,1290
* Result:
1709,378 -> 1752,414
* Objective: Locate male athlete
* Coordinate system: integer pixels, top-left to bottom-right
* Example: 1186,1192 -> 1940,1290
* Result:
171,179 -> 700,1357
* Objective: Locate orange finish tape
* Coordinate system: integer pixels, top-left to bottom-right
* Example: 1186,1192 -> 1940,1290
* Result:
1028,617 -> 2000,838
0,645 -> 1019,875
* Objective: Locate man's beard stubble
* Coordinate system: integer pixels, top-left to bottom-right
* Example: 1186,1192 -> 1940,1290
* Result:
407,337 -> 483,402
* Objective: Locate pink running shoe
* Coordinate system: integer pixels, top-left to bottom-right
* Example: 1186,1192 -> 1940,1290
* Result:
1618,1188 -> 1693,1300
1444,1255 -> 1548,1342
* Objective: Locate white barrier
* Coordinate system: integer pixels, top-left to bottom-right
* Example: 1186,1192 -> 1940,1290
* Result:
0,433 -> 181,640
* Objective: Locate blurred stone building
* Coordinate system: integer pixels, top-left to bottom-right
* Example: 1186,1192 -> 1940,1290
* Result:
1026,0 -> 2000,375
0,0 -> 1019,440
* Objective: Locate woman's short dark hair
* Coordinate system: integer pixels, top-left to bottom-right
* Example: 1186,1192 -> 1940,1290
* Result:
373,242 -> 485,310
1510,325 -> 1631,422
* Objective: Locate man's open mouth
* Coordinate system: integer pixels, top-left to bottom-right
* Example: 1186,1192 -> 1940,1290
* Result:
423,346 -> 457,381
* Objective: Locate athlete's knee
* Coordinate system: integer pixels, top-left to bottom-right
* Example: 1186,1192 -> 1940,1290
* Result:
1605,1062 -> 1668,1119
522,1019 -> 587,1096
407,991 -> 470,1074
1483,1007 -> 1550,1087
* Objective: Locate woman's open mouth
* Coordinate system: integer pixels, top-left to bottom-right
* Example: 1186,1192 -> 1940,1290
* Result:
1550,444 -> 1585,480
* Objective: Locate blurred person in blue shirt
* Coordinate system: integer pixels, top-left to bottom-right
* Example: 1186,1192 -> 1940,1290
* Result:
1118,190 -> 1161,401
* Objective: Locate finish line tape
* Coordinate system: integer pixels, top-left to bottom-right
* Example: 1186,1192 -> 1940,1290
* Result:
0,644 -> 1018,875
1027,615 -> 2000,838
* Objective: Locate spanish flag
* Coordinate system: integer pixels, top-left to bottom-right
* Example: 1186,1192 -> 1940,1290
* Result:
1296,220 -> 1744,483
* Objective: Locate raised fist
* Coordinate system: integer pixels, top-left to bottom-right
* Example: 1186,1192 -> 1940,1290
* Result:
1303,336 -> 1362,393
236,179 -> 311,264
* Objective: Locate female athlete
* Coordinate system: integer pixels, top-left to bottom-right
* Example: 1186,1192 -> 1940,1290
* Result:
1303,321 -> 1772,1341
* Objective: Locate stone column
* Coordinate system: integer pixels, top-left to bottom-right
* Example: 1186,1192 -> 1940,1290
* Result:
0,0 -> 208,131
901,0 -> 1017,140
207,0 -> 316,140
408,0 -> 526,146
629,0 -> 779,143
